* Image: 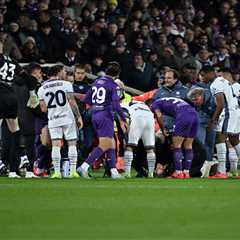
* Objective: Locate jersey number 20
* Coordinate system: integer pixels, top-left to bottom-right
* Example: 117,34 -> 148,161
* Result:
46,90 -> 67,108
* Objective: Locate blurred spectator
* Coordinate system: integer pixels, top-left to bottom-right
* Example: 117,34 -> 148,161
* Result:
124,52 -> 156,92
21,36 -> 42,62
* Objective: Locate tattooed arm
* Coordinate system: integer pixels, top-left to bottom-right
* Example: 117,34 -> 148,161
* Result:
67,93 -> 83,129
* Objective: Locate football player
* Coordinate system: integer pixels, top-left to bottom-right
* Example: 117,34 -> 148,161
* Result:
78,62 -> 127,179
151,97 -> 199,178
0,41 -> 38,178
37,65 -> 83,178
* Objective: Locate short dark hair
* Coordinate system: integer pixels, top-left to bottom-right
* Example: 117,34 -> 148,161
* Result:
200,65 -> 215,74
105,61 -> 121,77
164,68 -> 179,79
27,62 -> 41,74
47,65 -> 64,77
218,67 -> 233,74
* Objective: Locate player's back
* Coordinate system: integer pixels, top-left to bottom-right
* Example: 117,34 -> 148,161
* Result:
152,97 -> 191,117
85,76 -> 118,113
123,101 -> 153,118
38,80 -> 75,128
0,54 -> 19,87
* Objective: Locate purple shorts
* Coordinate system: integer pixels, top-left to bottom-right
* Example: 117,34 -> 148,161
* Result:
92,111 -> 114,138
173,109 -> 199,138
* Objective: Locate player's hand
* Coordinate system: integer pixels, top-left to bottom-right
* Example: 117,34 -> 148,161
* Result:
207,120 -> 216,131
155,130 -> 165,143
27,93 -> 39,108
162,129 -> 169,137
120,120 -> 128,134
77,116 -> 83,129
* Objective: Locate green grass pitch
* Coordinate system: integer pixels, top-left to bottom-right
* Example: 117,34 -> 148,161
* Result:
0,177 -> 240,240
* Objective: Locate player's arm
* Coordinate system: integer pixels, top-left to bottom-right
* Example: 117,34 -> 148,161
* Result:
154,109 -> 165,133
67,92 -> 83,129
210,92 -> 224,127
39,100 -> 47,113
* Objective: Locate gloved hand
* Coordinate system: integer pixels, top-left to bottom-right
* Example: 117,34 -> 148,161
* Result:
27,91 -> 39,108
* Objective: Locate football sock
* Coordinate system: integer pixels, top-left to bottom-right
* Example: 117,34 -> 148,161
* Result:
183,149 -> 193,171
51,146 -> 61,174
228,147 -> 238,173
124,150 -> 133,175
68,145 -> 78,174
106,149 -> 116,169
85,147 -> 104,166
216,143 -> 227,174
234,143 -> 240,158
9,130 -> 20,172
147,152 -> 156,174
173,148 -> 183,172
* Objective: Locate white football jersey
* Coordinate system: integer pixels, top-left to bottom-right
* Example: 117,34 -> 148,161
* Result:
38,80 -> 75,128
121,101 -> 153,118
210,77 -> 236,111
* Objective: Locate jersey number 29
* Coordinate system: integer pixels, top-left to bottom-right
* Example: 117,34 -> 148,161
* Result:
92,86 -> 106,104
46,90 -> 67,108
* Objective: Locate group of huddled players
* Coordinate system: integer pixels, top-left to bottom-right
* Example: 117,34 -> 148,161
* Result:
1,42 -> 240,179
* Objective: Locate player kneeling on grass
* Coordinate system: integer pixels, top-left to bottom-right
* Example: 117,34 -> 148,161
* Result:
38,65 -> 83,179
151,96 -> 199,179
122,101 -> 156,178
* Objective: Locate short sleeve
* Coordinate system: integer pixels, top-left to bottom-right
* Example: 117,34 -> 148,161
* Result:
210,78 -> 225,96
112,84 -> 121,101
151,100 -> 159,112
37,86 -> 44,101
64,81 -> 74,93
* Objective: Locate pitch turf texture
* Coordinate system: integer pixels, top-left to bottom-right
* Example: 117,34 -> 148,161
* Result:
0,178 -> 240,240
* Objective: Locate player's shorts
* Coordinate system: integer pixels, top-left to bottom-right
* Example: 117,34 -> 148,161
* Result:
216,109 -> 240,135
92,111 -> 114,138
0,84 -> 18,119
128,113 -> 155,148
49,122 -> 77,141
173,108 -> 199,138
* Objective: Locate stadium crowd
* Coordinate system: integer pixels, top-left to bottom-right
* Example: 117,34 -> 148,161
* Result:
1,0 -> 240,179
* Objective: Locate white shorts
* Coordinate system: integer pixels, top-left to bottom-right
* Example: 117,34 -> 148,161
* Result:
49,122 -> 77,141
128,113 -> 155,148
216,109 -> 240,134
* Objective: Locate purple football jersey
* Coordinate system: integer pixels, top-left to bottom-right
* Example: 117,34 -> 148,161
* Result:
151,97 -> 191,117
84,76 -> 121,114
84,76 -> 124,138
151,97 -> 199,138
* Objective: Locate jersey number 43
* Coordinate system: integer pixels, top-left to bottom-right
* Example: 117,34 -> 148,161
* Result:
0,62 -> 16,81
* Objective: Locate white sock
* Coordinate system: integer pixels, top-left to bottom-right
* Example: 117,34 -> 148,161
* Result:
68,146 -> 78,174
234,143 -> 240,158
81,162 -> 90,171
228,147 -> 238,173
110,168 -> 118,176
216,143 -> 227,174
52,146 -> 61,174
124,150 -> 133,175
147,152 -> 156,175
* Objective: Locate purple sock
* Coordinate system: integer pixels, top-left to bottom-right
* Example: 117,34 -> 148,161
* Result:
183,149 -> 193,170
173,148 -> 183,171
85,147 -> 104,166
106,149 -> 116,169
